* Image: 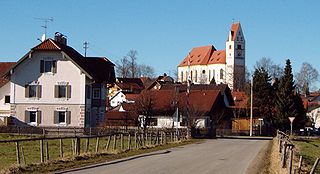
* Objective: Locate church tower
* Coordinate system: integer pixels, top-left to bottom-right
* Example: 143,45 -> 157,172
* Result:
225,22 -> 245,91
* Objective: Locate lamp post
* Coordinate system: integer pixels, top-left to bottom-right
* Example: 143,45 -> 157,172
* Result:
250,77 -> 253,136
258,118 -> 263,135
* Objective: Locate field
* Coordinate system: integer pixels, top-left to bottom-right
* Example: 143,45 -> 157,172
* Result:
0,132 -> 189,173
293,139 -> 320,172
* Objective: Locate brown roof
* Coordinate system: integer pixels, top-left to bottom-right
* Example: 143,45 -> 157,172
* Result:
230,22 -> 240,41
115,78 -> 144,93
7,39 -> 115,83
0,62 -> 16,87
178,45 -> 226,67
232,91 -> 248,109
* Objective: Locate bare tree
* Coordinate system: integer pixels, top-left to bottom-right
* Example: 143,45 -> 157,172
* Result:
135,90 -> 155,132
127,50 -> 138,78
296,62 -> 319,93
255,57 -> 283,79
115,56 -> 130,77
137,64 -> 155,78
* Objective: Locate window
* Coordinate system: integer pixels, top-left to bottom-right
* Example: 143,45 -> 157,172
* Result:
209,70 -> 211,81
237,44 -> 242,49
25,85 -> 41,98
30,111 -> 37,123
25,110 -> 41,124
212,70 -> 215,79
195,71 -> 197,82
148,118 -> 158,126
40,60 -> 57,73
93,88 -> 101,99
220,69 -> 224,79
54,111 -> 71,124
55,85 -> 71,98
229,45 -> 232,49
4,95 -> 10,103
180,71 -> 183,82
58,112 -> 66,123
190,71 -> 193,81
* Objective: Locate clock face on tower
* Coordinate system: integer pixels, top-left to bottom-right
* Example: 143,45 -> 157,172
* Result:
237,51 -> 241,57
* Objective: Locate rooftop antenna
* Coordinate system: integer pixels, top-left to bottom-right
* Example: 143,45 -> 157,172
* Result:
34,17 -> 54,41
83,41 -> 89,57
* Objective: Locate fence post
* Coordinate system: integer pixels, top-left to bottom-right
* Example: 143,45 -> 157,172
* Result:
59,138 -> 63,158
40,139 -> 44,163
288,146 -> 293,174
128,134 -> 131,150
310,158 -> 320,174
85,137 -> 90,153
120,134 -> 124,151
15,141 -> 20,165
297,156 -> 303,174
76,137 -> 80,156
45,141 -> 49,161
281,142 -> 287,168
106,135 -> 111,151
135,132 -> 137,149
164,132 -> 167,144
95,137 -> 100,153
113,134 -> 117,150
171,132 -> 173,143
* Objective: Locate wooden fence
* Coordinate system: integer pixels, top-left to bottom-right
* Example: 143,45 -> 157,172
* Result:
0,129 -> 188,169
277,130 -> 319,174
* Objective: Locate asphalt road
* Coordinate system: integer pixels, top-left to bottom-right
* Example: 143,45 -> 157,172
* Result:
59,138 -> 269,174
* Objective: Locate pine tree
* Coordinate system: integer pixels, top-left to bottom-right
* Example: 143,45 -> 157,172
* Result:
252,67 -> 273,126
275,59 -> 306,131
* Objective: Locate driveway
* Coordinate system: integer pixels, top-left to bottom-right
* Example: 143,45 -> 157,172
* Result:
58,138 -> 270,174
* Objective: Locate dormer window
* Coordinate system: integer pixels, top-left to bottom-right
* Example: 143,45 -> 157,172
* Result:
40,60 -> 57,73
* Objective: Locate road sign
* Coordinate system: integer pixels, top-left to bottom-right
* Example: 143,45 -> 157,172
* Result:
288,117 -> 295,123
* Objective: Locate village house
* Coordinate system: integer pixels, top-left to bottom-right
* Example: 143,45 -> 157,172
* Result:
178,22 -> 245,91
3,32 -> 115,128
0,62 -> 16,125
108,77 -> 144,107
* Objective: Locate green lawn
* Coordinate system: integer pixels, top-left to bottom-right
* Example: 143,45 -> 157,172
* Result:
0,133 -> 184,172
293,139 -> 320,172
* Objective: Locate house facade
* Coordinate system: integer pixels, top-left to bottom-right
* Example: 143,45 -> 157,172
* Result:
0,62 -> 16,124
178,22 -> 245,91
5,33 -> 115,128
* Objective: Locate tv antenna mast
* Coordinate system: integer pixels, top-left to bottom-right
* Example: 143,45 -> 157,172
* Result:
34,17 -> 54,41
83,42 -> 89,57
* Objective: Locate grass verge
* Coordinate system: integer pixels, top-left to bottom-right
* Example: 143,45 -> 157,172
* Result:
293,139 -> 320,173
2,139 -> 203,174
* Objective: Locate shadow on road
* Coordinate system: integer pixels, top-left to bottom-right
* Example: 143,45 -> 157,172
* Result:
56,150 -> 172,174
217,136 -> 273,141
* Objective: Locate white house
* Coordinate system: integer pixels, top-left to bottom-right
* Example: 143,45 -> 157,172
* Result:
178,22 -> 245,91
0,62 -> 15,124
307,106 -> 320,129
4,33 -> 115,128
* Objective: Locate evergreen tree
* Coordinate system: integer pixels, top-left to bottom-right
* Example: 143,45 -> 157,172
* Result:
252,67 -> 273,127
275,59 -> 306,131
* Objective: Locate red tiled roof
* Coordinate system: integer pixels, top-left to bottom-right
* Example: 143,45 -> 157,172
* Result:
208,50 -> 226,64
232,91 -> 248,109
0,62 -> 16,87
230,22 -> 240,41
126,93 -> 139,100
7,39 -> 115,83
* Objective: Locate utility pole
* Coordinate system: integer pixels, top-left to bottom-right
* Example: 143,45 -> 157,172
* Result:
250,77 -> 253,136
83,42 -> 89,57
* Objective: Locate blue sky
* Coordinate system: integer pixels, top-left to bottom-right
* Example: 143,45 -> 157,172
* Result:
1,1 -> 319,88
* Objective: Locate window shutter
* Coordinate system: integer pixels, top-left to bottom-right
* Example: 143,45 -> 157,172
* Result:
37,111 -> 41,124
25,111 -> 30,123
25,85 -> 30,98
54,111 -> 58,124
66,111 -> 71,124
54,85 -> 59,98
67,85 -> 71,98
52,60 -> 57,73
40,60 -> 44,73
37,85 -> 42,98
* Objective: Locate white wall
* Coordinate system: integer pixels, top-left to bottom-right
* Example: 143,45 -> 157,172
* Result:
308,108 -> 320,128
0,82 -> 11,117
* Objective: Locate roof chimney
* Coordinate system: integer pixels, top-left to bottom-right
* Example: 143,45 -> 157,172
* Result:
54,32 -> 67,45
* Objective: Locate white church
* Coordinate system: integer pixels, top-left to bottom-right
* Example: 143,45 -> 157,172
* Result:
178,22 -> 245,91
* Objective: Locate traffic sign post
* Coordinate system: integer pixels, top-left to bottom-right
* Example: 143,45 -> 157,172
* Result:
288,117 -> 295,135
